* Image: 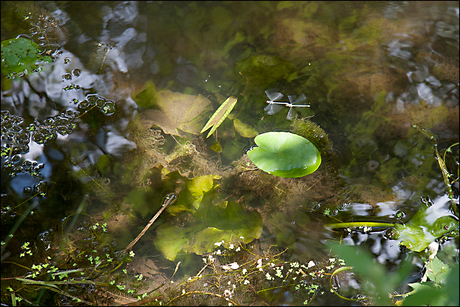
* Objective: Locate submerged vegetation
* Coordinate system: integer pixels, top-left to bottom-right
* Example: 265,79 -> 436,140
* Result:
2,1 -> 459,306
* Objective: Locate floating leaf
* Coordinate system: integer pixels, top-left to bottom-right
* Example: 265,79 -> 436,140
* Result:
200,96 -> 238,138
394,204 -> 458,252
1,37 -> 52,78
247,132 -> 321,178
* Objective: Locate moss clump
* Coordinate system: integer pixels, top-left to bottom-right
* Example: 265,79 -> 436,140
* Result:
290,118 -> 332,156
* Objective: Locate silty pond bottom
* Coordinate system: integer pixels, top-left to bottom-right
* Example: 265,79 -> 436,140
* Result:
1,1 -> 458,306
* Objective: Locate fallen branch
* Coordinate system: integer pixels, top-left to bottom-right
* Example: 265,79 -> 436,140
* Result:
122,193 -> 177,256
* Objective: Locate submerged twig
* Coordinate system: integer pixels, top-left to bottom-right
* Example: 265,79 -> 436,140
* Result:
122,193 -> 177,255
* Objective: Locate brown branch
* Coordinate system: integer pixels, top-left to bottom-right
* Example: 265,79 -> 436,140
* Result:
121,194 -> 177,256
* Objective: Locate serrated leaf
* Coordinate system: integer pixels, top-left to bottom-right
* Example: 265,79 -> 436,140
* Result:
200,96 -> 238,138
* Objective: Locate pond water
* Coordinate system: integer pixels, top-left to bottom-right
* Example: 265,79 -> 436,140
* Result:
1,1 -> 458,306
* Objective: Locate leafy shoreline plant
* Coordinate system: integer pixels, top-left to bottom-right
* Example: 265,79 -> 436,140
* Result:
325,125 -> 459,306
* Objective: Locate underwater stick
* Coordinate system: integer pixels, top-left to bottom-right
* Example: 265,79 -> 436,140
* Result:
121,193 -> 177,255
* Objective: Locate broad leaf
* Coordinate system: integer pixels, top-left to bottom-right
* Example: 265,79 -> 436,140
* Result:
394,203 -> 458,252
137,89 -> 212,136
166,174 -> 221,216
233,118 -> 258,138
1,37 -> 52,79
155,200 -> 263,261
247,132 -> 321,178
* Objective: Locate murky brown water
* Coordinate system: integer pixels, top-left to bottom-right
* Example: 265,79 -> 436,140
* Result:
2,1 -> 458,305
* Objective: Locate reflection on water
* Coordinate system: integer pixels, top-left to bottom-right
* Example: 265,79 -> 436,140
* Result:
1,1 -> 458,305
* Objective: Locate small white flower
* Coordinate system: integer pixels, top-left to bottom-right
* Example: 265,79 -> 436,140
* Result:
243,279 -> 250,285
268,262 -> 275,267
265,273 -> 273,280
215,241 -> 222,247
329,258 -> 336,263
202,258 -> 207,263
235,246 -> 241,252
229,244 -> 234,250
240,236 -> 244,240
308,261 -> 315,268
224,289 -> 233,298
216,249 -> 221,255
242,268 -> 247,275
428,241 -> 439,260
256,259 -> 262,268
221,262 -> 239,271
275,269 -> 283,278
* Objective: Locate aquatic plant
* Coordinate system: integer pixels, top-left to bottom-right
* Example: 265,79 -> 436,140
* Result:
290,118 -> 333,156
154,174 -> 263,261
325,125 -> 459,305
247,132 -> 321,178
200,96 -> 238,138
1,37 -> 52,79
264,90 -> 310,120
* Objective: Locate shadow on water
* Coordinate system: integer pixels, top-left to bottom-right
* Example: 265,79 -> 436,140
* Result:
1,1 -> 458,305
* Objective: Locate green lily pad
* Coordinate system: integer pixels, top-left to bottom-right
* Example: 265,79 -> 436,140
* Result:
1,37 -> 52,79
247,132 -> 321,178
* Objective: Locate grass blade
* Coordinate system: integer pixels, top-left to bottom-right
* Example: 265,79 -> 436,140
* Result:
200,96 -> 238,138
